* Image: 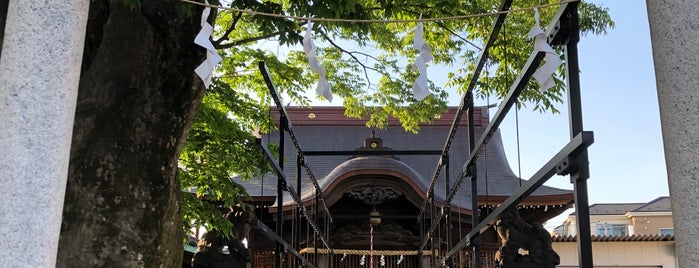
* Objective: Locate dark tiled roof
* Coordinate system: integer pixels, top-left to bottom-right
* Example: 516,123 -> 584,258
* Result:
568,196 -> 673,216
633,196 -> 672,212
552,234 -> 674,242
235,106 -> 573,212
586,203 -> 645,215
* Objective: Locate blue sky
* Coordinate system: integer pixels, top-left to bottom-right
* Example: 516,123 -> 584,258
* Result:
488,1 -> 668,229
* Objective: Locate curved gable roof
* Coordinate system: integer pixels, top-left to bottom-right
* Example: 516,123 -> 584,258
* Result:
234,106 -> 573,214
313,156 -> 429,208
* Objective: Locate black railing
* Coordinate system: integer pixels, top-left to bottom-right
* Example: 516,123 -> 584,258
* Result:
257,62 -> 334,268
414,1 -> 594,268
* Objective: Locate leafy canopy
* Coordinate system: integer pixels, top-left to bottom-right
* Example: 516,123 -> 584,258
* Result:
179,0 -> 614,237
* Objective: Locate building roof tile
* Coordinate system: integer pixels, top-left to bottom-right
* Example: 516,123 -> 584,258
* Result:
568,196 -> 673,216
236,107 -> 573,213
632,196 -> 672,212
586,203 -> 646,215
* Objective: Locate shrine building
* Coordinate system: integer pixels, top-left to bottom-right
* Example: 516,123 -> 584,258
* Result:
236,106 -> 573,267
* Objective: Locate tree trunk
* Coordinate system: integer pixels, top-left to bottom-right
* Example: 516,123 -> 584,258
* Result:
0,0 -> 9,60
57,1 -> 206,266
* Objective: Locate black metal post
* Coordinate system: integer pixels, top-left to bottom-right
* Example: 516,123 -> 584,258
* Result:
418,214 -> 424,268
314,190 -> 320,266
275,117 -> 286,268
563,3 -> 593,268
258,61 -> 334,266
430,190 -> 436,267
444,131 -> 593,259
295,156 -> 303,268
326,213 -> 331,268
417,0 -> 514,225
444,154 -> 453,267
257,138 -> 332,250
251,219 -> 315,267
467,92 -> 481,268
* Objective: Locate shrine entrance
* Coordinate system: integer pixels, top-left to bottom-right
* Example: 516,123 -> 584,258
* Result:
309,175 -> 426,268
317,173 -> 491,268
321,151 -> 429,250
299,171 -> 477,268
330,183 -> 420,249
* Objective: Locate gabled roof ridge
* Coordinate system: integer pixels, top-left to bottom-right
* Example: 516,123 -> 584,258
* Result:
590,202 -> 645,207
632,196 -> 671,212
568,197 -> 671,216
570,202 -> 645,216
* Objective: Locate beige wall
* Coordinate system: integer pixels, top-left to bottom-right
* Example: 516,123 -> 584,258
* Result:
630,215 -> 674,235
563,215 -> 633,236
553,241 -> 676,268
563,214 -> 674,237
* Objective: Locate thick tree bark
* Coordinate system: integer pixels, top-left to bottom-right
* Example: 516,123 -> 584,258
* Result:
0,0 -> 9,60
57,1 -> 207,266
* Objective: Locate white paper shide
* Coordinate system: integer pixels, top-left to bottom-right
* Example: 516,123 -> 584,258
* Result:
528,7 -> 562,92
194,0 -> 223,88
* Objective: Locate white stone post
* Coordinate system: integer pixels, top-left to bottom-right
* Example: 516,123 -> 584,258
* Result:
0,1 -> 89,267
646,2 -> 699,267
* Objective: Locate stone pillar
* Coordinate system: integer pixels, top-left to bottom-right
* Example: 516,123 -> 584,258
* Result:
646,2 -> 699,267
0,1 -> 89,267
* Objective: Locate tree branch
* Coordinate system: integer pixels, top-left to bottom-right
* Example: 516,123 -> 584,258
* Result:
213,11 -> 244,46
214,21 -> 307,49
318,31 -> 381,86
215,31 -> 282,49
435,21 -> 482,51
399,8 -> 481,50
